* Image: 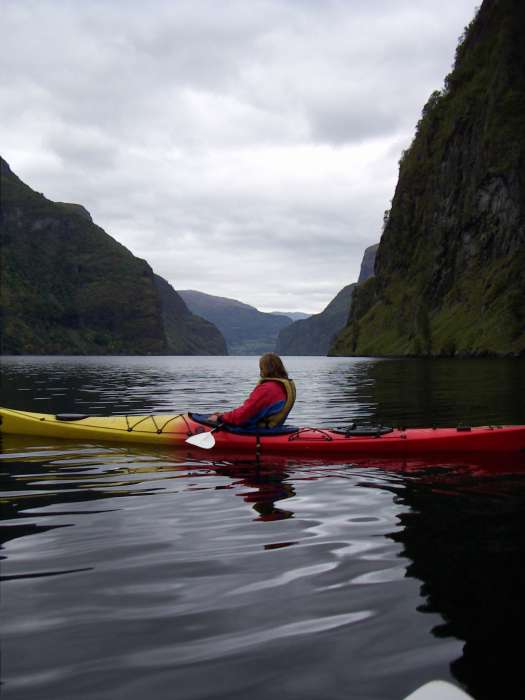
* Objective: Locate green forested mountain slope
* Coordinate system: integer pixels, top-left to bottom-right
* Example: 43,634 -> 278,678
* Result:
0,158 -> 226,355
331,0 -> 525,357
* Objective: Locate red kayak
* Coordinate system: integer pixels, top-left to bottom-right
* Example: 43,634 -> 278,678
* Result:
187,419 -> 525,457
1,407 -> 524,458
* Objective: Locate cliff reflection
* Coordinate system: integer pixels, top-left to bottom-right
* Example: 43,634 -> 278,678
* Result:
322,357 -> 525,430
389,473 -> 525,700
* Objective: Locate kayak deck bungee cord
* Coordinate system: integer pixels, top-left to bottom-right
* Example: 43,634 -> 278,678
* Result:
1,407 -> 525,457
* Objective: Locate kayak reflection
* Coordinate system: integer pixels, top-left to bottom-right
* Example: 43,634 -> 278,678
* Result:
210,460 -> 296,521
0,435 -> 300,527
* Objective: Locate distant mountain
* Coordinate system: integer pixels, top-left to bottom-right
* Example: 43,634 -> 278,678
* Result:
276,244 -> 378,355
270,311 -> 310,321
358,244 -> 379,283
0,157 -> 227,355
153,276 -> 227,355
275,285 -> 355,356
178,290 -> 292,355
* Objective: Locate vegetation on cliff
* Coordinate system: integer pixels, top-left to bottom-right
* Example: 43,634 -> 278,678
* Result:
0,158 -> 226,355
331,0 -> 525,357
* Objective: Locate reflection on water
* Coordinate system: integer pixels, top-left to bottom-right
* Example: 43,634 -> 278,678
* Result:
390,473 -> 525,700
2,355 -> 524,427
1,356 -> 525,700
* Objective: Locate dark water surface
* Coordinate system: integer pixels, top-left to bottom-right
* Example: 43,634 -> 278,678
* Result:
1,356 -> 525,700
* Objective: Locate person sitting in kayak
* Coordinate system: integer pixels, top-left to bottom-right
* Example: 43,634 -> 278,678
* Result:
207,352 -> 296,429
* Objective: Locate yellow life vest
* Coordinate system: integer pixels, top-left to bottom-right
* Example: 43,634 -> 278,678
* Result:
257,377 -> 296,428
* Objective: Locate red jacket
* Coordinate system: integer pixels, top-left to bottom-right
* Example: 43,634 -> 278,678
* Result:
220,381 -> 287,426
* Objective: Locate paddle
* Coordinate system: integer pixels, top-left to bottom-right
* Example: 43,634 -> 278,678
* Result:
185,424 -> 222,449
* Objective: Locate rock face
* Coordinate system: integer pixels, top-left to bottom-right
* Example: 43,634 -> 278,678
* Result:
0,158 -> 226,355
331,0 -> 525,357
357,244 -> 379,284
276,244 -> 378,356
178,290 -> 291,355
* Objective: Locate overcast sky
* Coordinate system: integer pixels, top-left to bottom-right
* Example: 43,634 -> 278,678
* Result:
2,0 -> 479,313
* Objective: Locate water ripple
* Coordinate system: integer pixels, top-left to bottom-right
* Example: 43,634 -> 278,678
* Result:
126,609 -> 374,668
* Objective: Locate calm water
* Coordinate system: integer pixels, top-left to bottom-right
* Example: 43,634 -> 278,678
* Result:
1,356 -> 525,700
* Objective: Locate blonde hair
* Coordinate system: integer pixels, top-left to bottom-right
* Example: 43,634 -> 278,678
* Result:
259,353 -> 289,379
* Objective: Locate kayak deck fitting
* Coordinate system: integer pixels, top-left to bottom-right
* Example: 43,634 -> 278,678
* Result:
1,407 -> 525,458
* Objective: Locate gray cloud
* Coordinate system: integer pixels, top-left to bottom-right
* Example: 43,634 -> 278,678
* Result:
1,0 -> 479,312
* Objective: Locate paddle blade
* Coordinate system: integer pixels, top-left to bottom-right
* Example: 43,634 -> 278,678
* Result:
185,430 -> 216,449
403,681 -> 473,700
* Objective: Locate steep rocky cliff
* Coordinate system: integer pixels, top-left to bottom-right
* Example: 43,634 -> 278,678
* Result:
276,243 -> 378,355
0,158 -> 226,355
331,0 -> 525,357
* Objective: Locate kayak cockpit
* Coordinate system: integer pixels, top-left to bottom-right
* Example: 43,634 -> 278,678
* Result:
190,412 -> 299,435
